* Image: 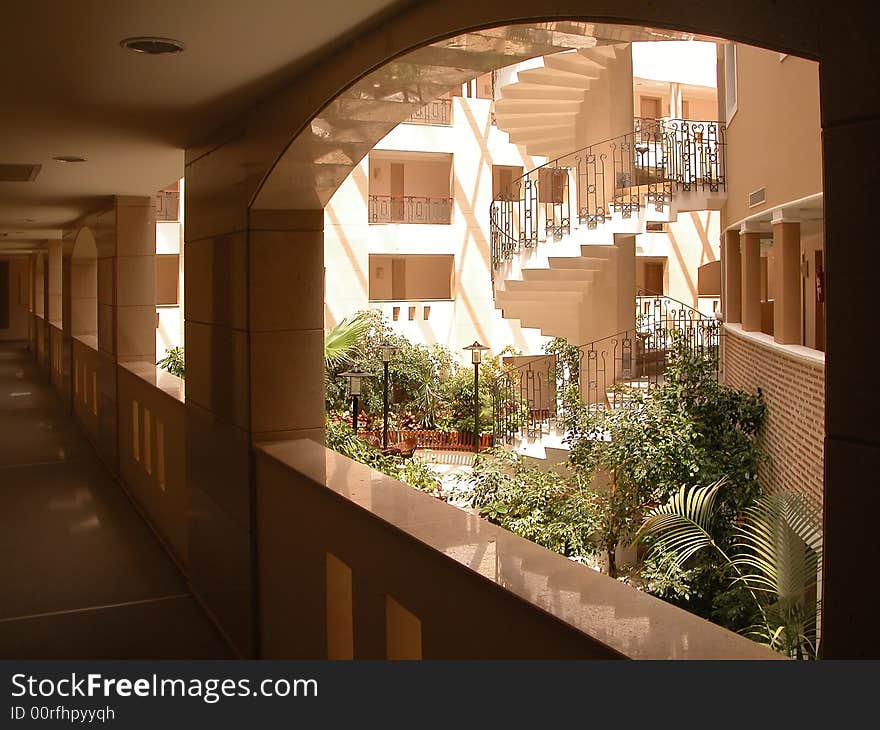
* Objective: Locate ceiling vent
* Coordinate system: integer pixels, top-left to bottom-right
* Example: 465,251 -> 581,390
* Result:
0,164 -> 41,182
748,187 -> 766,207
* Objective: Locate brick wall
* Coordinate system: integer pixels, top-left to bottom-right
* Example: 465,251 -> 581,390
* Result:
723,326 -> 825,515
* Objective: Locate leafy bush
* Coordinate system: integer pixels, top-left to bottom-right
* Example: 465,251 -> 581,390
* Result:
325,417 -> 442,497
460,448 -> 600,558
325,309 -> 520,436
157,346 -> 185,379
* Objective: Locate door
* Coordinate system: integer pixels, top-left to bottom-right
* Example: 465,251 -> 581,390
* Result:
390,163 -> 405,222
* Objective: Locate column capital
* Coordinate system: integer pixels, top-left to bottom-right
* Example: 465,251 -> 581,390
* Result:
771,207 -> 802,225
739,219 -> 768,235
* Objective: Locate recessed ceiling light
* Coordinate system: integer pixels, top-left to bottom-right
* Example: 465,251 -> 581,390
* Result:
120,37 -> 185,55
53,156 -> 87,163
372,82 -> 381,88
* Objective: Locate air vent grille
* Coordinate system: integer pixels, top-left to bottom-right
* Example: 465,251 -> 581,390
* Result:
748,187 -> 766,207
0,164 -> 41,182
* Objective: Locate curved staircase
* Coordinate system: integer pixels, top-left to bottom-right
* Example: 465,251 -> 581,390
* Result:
489,116 -> 727,346
494,44 -> 627,158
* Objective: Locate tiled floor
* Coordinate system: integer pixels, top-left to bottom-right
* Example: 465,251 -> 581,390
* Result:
0,341 -> 232,658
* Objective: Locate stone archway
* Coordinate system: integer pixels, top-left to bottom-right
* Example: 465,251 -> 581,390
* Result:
184,0 -> 878,659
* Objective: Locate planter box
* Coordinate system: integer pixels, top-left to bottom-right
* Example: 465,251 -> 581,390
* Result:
359,429 -> 494,452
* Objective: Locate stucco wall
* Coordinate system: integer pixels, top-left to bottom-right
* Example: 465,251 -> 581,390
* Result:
719,44 -> 821,228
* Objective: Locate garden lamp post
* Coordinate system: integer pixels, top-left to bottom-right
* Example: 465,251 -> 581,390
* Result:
339,369 -> 375,435
377,343 -> 398,449
463,341 -> 489,453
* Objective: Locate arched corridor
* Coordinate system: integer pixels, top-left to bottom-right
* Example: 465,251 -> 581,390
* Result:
1,0 -> 878,661
0,342 -> 229,658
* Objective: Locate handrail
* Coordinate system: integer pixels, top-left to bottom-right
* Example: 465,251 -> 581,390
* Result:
489,116 -> 726,271
491,293 -> 721,443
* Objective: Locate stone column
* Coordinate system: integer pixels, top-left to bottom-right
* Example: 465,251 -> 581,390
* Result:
614,233 -> 636,335
819,2 -> 880,658
115,197 -> 156,365
771,211 -> 801,345
723,228 -> 742,323
739,226 -> 762,332
184,188 -> 325,657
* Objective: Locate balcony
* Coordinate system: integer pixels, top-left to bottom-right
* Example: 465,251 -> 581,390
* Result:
368,195 -> 453,224
405,97 -> 453,126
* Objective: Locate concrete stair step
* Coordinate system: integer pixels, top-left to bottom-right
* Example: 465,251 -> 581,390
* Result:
494,98 -> 582,115
516,67 -> 597,89
505,279 -> 593,294
581,44 -> 620,61
522,268 -> 597,282
500,83 -> 585,101
544,51 -> 606,76
493,111 -> 578,129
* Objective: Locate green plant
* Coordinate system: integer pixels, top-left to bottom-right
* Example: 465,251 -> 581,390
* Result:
157,346 -> 185,379
636,481 -> 822,658
560,333 -> 766,579
324,312 -> 373,370
325,417 -> 442,497
461,449 -> 600,558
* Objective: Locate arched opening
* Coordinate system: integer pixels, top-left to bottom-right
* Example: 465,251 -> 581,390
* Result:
183,4 -> 878,660
71,227 -> 98,344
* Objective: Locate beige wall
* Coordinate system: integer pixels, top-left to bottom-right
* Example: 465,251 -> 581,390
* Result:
719,44 -> 821,228
634,211 -> 720,306
324,95 -> 548,358
368,155 -> 452,199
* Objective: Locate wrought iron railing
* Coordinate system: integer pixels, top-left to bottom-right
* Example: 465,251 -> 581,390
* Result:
491,293 -> 721,444
406,97 -> 453,126
489,117 -> 726,270
368,195 -> 453,224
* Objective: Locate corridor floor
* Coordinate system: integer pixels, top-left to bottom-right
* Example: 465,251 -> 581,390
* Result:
0,342 -> 231,658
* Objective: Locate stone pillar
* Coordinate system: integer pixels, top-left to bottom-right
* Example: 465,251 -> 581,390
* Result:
614,233 -> 636,334
115,197 -> 156,365
819,2 -> 880,658
184,196 -> 325,657
723,228 -> 742,323
771,212 -> 801,344
739,227 -> 762,332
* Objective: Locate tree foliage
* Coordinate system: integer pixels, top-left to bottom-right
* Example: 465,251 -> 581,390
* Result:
325,417 -> 442,497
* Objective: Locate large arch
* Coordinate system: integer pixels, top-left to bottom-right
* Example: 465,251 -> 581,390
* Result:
184,0 -> 877,659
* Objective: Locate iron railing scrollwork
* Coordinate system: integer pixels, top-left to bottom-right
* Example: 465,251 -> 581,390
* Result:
491,293 -> 721,444
369,195 -> 453,224
406,97 -> 453,126
489,117 -> 727,271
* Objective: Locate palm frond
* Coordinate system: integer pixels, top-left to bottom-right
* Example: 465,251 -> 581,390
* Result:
731,491 -> 821,609
634,479 -> 729,572
324,312 -> 372,369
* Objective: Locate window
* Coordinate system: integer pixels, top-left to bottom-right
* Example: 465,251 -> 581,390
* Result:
368,254 -> 454,301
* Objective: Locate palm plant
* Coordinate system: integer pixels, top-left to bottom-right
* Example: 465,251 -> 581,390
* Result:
636,480 -> 822,658
324,312 -> 373,370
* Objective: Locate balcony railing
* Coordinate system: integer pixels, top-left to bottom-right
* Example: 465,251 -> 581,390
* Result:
489,117 -> 726,269
492,294 -> 721,443
156,190 -> 180,222
406,97 -> 453,126
369,195 -> 453,224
